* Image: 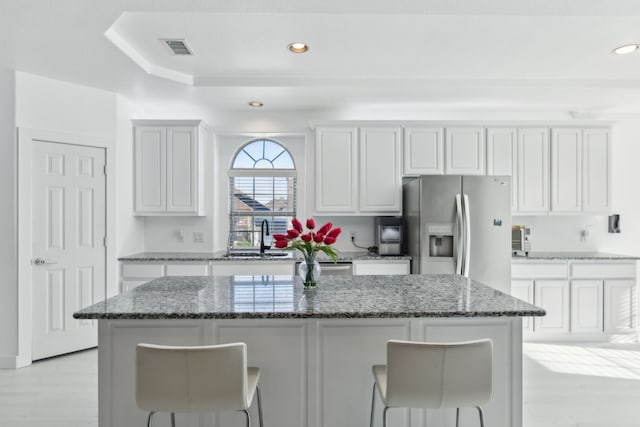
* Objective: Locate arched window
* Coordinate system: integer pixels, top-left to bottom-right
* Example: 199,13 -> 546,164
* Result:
228,139 -> 296,249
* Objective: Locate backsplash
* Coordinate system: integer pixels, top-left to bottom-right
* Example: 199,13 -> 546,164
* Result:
513,215 -> 610,252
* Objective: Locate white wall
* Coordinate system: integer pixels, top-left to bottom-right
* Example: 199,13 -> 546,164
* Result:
114,95 -> 144,294
3,72 -> 141,367
0,70 -> 18,364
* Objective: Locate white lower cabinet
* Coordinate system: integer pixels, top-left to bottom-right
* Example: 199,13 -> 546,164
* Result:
570,280 -> 603,333
512,260 -> 636,340
209,261 -> 295,276
120,261 -> 210,292
604,279 -> 635,333
352,259 -> 410,275
533,280 -> 570,334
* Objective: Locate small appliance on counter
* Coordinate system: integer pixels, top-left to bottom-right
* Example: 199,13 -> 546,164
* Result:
374,216 -> 403,255
512,225 -> 531,256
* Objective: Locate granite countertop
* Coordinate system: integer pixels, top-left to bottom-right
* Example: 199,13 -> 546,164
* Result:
118,251 -> 411,262
512,252 -> 640,261
73,274 -> 544,320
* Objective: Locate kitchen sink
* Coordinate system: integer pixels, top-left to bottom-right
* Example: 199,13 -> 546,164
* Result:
223,251 -> 292,259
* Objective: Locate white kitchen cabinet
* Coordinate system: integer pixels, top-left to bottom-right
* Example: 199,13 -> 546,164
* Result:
352,259 -> 410,275
133,120 -> 205,216
604,279 -> 635,333
513,259 -> 637,340
209,261 -> 295,276
487,128 -> 517,212
314,127 -> 358,214
359,127 -> 402,212
444,127 -> 485,175
550,128 -> 582,214
516,128 -> 549,215
534,279 -> 570,334
582,128 -> 611,214
119,261 -> 210,292
314,126 -> 401,215
402,127 -> 444,175
511,280 -> 534,332
570,280 -> 604,333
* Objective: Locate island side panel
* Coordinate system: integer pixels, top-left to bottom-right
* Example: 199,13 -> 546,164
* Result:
417,317 -> 522,427
98,319 -> 215,427
98,317 -> 522,427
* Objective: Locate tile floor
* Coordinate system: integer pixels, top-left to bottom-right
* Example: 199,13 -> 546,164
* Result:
2,342 -> 640,426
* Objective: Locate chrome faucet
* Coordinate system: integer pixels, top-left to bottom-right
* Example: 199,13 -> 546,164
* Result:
259,219 -> 270,254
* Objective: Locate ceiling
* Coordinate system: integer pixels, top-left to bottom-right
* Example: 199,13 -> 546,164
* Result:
3,0 -> 640,118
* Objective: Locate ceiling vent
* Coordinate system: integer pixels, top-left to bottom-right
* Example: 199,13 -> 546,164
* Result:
161,39 -> 194,56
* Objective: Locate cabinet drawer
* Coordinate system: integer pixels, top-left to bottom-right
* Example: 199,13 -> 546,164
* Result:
512,262 -> 568,279
352,261 -> 410,276
166,263 -> 209,276
570,262 -> 636,279
210,262 -> 295,276
121,263 -> 164,278
121,280 -> 149,292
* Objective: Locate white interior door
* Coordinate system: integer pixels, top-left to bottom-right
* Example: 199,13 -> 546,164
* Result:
31,140 -> 106,361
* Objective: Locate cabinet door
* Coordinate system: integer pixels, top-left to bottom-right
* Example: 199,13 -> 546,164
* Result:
583,128 -> 611,214
403,127 -> 444,175
134,127 -> 166,213
487,128 -> 517,212
570,280 -> 604,333
534,280 -> 569,333
604,279 -> 634,333
517,128 -> 549,214
166,126 -> 199,213
551,128 -> 582,214
359,127 -> 402,213
511,280 -> 534,332
445,127 -> 485,175
352,260 -> 410,275
315,128 -> 358,213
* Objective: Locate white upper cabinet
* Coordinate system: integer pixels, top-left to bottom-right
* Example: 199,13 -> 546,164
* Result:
134,120 -> 205,216
314,127 -> 358,213
549,127 -> 611,215
402,127 -> 444,175
486,128 -> 517,212
550,128 -> 582,214
517,128 -> 549,215
359,127 -> 402,212
314,126 -> 401,215
444,127 -> 485,175
582,128 -> 611,214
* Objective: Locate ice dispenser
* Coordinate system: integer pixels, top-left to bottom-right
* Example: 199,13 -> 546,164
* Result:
427,224 -> 455,259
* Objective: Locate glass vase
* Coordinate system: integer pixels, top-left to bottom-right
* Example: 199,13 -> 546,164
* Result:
298,252 -> 321,289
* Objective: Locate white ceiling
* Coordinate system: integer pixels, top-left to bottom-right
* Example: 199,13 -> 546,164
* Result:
3,0 -> 640,117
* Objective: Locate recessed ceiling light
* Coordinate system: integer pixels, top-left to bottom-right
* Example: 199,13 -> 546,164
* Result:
248,101 -> 263,107
612,44 -> 639,55
288,42 -> 309,53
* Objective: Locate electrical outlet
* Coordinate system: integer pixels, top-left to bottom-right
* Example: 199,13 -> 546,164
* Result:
193,231 -> 205,243
176,228 -> 184,243
351,231 -> 357,240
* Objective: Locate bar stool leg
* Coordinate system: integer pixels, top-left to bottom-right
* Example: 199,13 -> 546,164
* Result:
146,412 -> 155,427
477,406 -> 485,427
256,385 -> 264,427
456,408 -> 460,427
369,384 -> 376,427
382,406 -> 390,427
242,409 -> 251,427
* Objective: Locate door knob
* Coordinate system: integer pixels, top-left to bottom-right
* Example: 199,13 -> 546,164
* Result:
32,258 -> 58,265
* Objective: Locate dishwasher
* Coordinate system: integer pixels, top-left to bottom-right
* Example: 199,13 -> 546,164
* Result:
295,261 -> 353,276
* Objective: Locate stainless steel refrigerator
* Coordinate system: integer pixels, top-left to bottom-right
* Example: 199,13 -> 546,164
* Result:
403,176 -> 512,293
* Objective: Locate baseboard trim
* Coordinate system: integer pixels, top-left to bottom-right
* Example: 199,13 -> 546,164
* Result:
0,353 -> 32,369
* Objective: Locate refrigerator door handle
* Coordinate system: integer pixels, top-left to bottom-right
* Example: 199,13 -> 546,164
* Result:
463,194 -> 471,277
455,194 -> 464,275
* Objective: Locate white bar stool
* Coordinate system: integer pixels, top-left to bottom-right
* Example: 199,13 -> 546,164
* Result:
136,342 -> 263,427
370,339 -> 493,427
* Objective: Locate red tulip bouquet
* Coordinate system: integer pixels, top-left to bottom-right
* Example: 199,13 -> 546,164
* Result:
273,218 -> 341,288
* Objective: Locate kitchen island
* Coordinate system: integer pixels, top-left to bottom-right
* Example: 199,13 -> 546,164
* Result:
75,274 -> 544,427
